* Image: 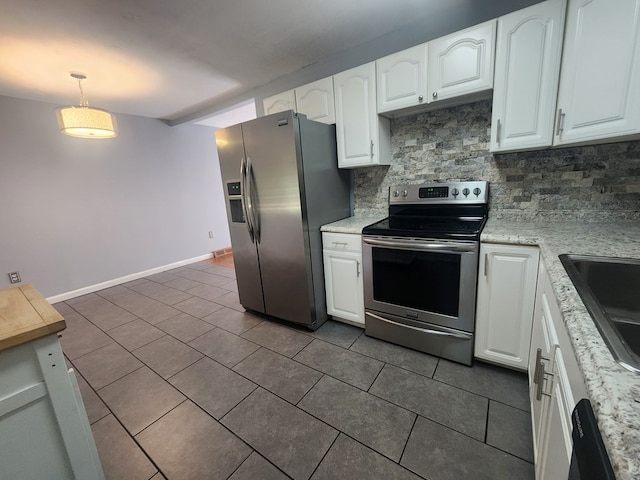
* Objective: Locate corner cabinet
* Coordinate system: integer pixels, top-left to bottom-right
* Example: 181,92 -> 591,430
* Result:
474,243 -> 540,370
294,77 -> 335,124
333,63 -> 391,168
554,0 -> 640,146
376,44 -> 428,114
263,90 -> 296,116
322,232 -> 365,326
528,260 -> 587,480
491,0 -> 566,152
427,20 -> 496,104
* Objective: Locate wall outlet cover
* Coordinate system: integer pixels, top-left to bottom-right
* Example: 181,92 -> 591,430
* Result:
8,271 -> 21,284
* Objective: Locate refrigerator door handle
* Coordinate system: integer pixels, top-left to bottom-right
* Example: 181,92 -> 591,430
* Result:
240,156 -> 255,243
246,156 -> 260,243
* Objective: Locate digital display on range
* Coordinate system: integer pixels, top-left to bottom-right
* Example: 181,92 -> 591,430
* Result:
227,181 -> 241,196
419,186 -> 449,198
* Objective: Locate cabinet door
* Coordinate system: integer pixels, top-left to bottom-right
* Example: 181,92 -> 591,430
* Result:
263,90 -> 296,116
475,244 -> 540,370
428,20 -> 496,103
528,261 -> 560,467
554,0 -> 640,145
334,63 -> 391,168
376,44 -> 428,113
323,249 -> 364,325
491,0 -> 566,152
295,77 -> 335,124
538,348 -> 574,480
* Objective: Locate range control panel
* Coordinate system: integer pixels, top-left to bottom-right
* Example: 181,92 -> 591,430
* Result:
389,181 -> 489,205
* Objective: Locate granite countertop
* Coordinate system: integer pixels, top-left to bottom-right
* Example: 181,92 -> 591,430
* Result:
321,212 -> 387,234
482,218 -> 640,480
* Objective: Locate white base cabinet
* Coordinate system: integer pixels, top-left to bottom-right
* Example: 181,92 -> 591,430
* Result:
528,259 -> 587,480
475,243 -> 540,370
322,232 -> 364,326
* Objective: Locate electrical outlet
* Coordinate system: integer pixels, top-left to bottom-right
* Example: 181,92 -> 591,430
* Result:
8,271 -> 21,284
208,231 -> 214,238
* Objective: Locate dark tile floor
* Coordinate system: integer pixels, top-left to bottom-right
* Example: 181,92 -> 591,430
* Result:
56,258 -> 534,480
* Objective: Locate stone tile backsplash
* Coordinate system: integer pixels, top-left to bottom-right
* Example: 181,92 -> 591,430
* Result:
354,100 -> 640,221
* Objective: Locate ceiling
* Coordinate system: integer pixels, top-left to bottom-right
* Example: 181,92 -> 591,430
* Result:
0,0 -> 473,125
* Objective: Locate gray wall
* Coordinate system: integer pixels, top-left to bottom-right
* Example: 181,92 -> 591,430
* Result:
354,100 -> 640,220
0,95 -> 230,297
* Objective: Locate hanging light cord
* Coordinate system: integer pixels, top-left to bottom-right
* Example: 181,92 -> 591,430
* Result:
71,73 -> 89,107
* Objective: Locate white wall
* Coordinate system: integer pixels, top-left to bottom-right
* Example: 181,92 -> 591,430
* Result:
0,95 -> 230,297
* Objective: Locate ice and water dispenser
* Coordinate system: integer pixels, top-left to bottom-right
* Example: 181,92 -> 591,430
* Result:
226,181 -> 245,223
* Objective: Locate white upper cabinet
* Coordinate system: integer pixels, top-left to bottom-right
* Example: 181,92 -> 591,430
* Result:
428,20 -> 496,103
491,0 -> 566,153
263,90 -> 296,116
333,62 -> 391,168
295,77 -> 335,124
376,44 -> 428,114
554,0 -> 640,145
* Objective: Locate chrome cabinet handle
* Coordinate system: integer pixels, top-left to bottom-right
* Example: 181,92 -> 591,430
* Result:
432,91 -> 438,99
535,360 -> 554,401
418,95 -> 424,102
370,140 -> 374,158
356,260 -> 360,277
332,241 -> 348,247
484,253 -> 489,277
495,118 -> 501,144
556,108 -> 565,136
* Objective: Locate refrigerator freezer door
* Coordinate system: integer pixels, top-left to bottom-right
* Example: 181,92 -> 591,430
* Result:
216,124 -> 265,313
242,113 -> 314,325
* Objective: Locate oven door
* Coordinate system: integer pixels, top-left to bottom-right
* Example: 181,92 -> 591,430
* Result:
362,236 -> 479,332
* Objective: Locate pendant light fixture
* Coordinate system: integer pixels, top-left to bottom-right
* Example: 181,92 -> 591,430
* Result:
56,73 -> 118,139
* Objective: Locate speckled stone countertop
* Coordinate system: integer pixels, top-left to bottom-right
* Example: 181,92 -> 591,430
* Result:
320,212 -> 386,234
483,218 -> 640,480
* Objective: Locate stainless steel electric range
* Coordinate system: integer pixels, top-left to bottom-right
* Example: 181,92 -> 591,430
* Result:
362,181 -> 489,365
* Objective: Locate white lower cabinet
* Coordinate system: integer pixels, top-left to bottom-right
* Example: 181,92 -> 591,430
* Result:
322,232 -> 364,326
529,259 -> 587,480
475,243 -> 540,370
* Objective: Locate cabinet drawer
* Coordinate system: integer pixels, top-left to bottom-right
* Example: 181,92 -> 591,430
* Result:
322,232 -> 362,253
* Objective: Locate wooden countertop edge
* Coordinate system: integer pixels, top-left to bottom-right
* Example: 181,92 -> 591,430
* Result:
0,284 -> 67,353
0,320 -> 66,353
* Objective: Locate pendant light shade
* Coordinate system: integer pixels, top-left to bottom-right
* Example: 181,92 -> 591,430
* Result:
56,73 -> 118,139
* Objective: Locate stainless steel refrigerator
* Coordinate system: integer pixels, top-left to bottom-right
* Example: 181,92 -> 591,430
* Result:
215,111 -> 351,330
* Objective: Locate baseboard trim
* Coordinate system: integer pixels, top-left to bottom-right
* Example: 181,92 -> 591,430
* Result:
46,253 -> 213,304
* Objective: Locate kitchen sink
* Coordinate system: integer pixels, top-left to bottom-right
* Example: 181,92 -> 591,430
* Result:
559,254 -> 640,373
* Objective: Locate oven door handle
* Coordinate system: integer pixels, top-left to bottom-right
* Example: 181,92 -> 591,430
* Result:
365,312 -> 472,340
363,237 -> 476,253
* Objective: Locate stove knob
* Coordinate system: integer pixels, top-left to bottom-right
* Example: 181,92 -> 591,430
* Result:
462,188 -> 470,197
401,189 -> 408,197
473,187 -> 481,196
392,190 -> 400,198
451,188 -> 459,197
